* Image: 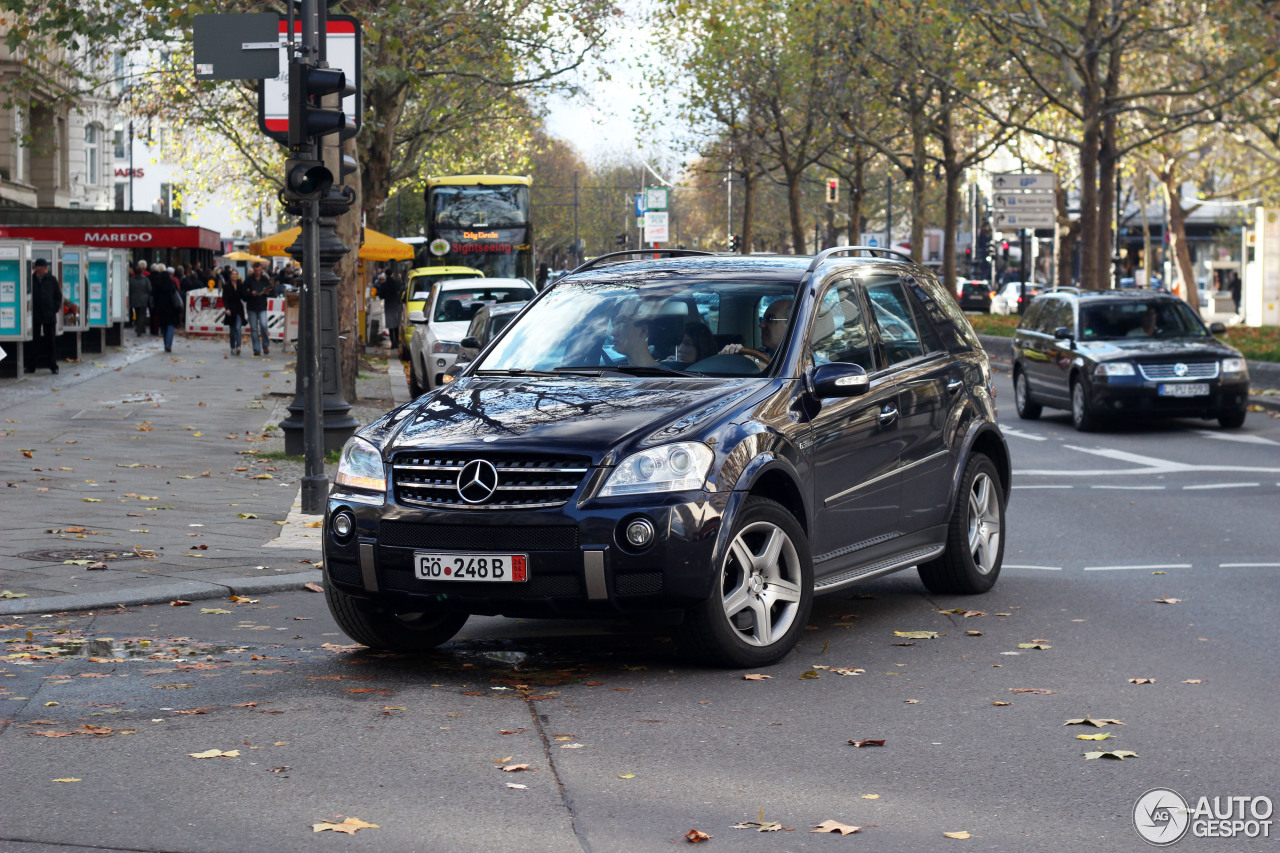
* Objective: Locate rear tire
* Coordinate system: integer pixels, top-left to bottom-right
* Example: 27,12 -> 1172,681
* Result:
679,496 -> 813,668
324,581 -> 468,652
918,454 -> 1004,595
1013,369 -> 1042,420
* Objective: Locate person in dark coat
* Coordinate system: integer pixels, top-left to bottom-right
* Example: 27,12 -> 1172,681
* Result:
535,262 -> 550,290
243,262 -> 273,356
26,258 -> 62,374
150,264 -> 182,353
381,269 -> 404,349
128,264 -> 151,336
222,268 -> 247,356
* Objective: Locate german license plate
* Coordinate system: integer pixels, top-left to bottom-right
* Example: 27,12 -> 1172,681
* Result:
1158,383 -> 1209,397
414,552 -> 527,582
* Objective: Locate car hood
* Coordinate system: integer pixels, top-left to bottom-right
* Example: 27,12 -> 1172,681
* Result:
386,375 -> 762,463
1077,337 -> 1237,361
427,320 -> 472,343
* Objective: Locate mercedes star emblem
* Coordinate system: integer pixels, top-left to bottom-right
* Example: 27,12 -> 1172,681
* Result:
1174,362 -> 1188,377
457,459 -> 499,504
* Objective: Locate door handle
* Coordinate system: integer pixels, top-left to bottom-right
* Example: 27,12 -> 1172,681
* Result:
878,405 -> 898,425
946,379 -> 963,394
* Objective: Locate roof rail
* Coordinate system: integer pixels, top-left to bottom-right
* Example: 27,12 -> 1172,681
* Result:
569,249 -> 717,275
1049,285 -> 1082,293
807,245 -> 915,272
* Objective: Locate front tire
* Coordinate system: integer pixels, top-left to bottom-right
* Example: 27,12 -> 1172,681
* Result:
918,454 -> 1005,595
1218,406 -> 1247,429
679,496 -> 813,668
324,581 -> 468,652
1013,369 -> 1042,420
1070,377 -> 1100,432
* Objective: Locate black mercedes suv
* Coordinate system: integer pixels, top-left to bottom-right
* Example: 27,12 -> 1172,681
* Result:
324,248 -> 1011,666
1011,288 -> 1250,431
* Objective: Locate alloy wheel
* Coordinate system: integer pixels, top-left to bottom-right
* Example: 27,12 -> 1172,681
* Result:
719,521 -> 803,647
966,472 -> 1001,575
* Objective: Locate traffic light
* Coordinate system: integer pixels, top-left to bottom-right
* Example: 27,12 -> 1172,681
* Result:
288,62 -> 355,148
284,156 -> 333,203
615,233 -> 626,247
1001,240 -> 1010,262
825,177 -> 838,204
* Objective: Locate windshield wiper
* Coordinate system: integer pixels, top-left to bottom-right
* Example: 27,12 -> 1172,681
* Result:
474,368 -> 561,377
598,364 -> 694,377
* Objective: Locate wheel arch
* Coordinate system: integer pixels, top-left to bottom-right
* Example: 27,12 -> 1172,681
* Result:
947,423 -> 1012,516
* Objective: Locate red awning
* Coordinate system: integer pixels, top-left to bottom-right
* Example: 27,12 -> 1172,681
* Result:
0,225 -> 222,251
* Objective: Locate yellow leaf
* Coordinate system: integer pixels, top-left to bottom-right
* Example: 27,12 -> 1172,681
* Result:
192,432 -> 202,437
1083,750 -> 1138,760
52,778 -> 82,783
894,631 -> 939,639
798,669 -> 820,679
250,473 -> 273,480
743,673 -> 772,680
189,749 -> 239,758
1076,732 -> 1114,741
82,498 -> 101,502
618,773 -> 635,779
313,817 -> 378,834
1016,643 -> 1051,650
44,701 -> 59,707
811,820 -> 866,835
862,793 -> 879,799
944,830 -> 972,839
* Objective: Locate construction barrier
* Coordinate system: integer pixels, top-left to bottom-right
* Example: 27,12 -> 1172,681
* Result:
185,292 -> 284,341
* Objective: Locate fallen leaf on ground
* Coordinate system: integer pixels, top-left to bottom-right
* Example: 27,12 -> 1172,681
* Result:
228,595 -> 259,603
618,773 -> 635,779
685,829 -> 712,843
862,794 -> 879,799
200,608 -> 232,615
848,739 -> 886,747
1077,733 -> 1114,741
1064,717 -> 1124,727
1083,750 -> 1138,760
1128,678 -> 1156,684
894,631 -> 939,639
312,817 -> 378,834
304,583 -> 324,593
731,820 -> 785,832
812,820 -> 869,835
1152,598 -> 1182,604
189,749 -> 239,759
560,743 -> 585,749
0,590 -> 29,598
506,783 -> 527,789
743,673 -> 772,680
1016,643 -> 1051,650
236,513 -> 258,519
1183,679 -> 1202,684
52,778 -> 82,782
501,764 -> 532,772
798,669 -> 820,679
500,728 -> 528,735
170,600 -> 190,606
944,830 -> 972,839
1009,688 -> 1055,694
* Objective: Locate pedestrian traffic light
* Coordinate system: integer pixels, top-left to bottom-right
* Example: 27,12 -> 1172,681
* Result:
288,62 -> 355,148
825,178 -> 838,204
284,156 -> 333,202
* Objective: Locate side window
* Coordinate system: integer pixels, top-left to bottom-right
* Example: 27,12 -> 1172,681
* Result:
1020,298 -> 1047,333
1044,299 -> 1073,336
900,278 -> 945,353
809,280 -> 873,370
865,276 -> 924,366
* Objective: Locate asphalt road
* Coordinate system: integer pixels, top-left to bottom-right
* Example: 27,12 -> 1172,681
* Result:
1,370 -> 1277,852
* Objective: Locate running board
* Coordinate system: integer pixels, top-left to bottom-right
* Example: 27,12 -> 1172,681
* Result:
814,545 -> 945,594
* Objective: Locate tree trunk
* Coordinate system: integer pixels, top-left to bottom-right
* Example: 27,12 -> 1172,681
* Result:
785,164 -> 806,254
1097,43 -> 1122,291
1161,173 -> 1202,318
1139,167 -> 1153,287
909,107 -> 927,263
939,99 -> 959,295
740,168 -> 756,254
847,147 -> 866,246
336,135 -> 363,401
359,76 -> 408,232
1055,183 -> 1080,291
1079,109 -> 1101,290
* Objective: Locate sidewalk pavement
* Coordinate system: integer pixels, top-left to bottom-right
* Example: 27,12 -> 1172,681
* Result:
0,333 -> 411,616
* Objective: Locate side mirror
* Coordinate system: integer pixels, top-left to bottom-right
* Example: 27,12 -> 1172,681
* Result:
1053,326 -> 1072,341
408,309 -> 427,324
1209,321 -> 1226,335
811,362 -> 870,398
460,336 -> 481,349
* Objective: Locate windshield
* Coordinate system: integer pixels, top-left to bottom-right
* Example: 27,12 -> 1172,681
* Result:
475,278 -> 800,377
434,286 -> 534,323
1080,300 -> 1207,340
432,185 -> 529,227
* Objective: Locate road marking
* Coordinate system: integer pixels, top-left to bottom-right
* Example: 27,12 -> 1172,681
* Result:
1084,563 -> 1192,571
1194,429 -> 1280,446
1015,445 -> 1280,477
1219,562 -> 1280,568
1090,485 -> 1165,490
1004,564 -> 1063,571
1183,483 -> 1258,490
1001,427 -> 1048,442
1013,484 -> 1073,489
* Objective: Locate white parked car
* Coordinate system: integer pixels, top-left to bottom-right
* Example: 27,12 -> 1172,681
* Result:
406,277 -> 536,395
990,281 -> 1044,315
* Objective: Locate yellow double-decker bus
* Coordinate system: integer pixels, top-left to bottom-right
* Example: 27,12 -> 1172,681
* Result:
421,175 -> 533,281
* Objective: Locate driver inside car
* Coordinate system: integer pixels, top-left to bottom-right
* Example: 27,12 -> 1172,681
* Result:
720,297 -> 794,363
610,301 -> 659,367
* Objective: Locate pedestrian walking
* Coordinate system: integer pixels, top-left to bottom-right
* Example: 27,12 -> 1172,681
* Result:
381,268 -> 404,349
222,269 -> 247,356
128,263 -> 151,336
1228,271 -> 1242,315
25,258 -> 62,374
536,262 -> 550,290
150,265 -> 183,353
244,262 -> 272,356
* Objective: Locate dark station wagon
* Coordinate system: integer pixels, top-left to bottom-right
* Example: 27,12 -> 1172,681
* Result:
324,248 -> 1011,666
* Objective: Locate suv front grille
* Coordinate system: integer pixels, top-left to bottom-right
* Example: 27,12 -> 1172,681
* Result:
1137,361 -> 1219,381
392,452 -> 591,510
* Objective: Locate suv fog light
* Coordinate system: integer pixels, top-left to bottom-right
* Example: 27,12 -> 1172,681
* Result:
331,511 -> 354,541
623,518 -> 655,549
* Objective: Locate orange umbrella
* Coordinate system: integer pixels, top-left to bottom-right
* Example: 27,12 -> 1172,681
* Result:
249,226 -> 414,261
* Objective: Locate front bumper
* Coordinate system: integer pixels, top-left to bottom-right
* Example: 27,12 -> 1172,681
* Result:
323,489 -> 731,618
1088,375 -> 1250,418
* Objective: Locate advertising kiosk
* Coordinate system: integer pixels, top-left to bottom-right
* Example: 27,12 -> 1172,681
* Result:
0,239 -> 31,376
84,249 -> 111,353
107,249 -> 128,345
57,245 -> 90,360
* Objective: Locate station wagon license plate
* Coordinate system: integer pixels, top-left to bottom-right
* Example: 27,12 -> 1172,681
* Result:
415,553 -> 528,582
1158,383 -> 1209,397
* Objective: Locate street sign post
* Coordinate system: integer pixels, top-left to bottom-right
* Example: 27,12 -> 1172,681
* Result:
993,211 -> 1055,230
193,14 -> 281,80
644,211 -> 669,244
992,192 -> 1055,212
993,172 -> 1055,192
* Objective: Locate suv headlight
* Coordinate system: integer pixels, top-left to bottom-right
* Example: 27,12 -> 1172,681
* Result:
335,437 -> 386,492
1095,362 -> 1135,377
1222,357 -> 1248,377
599,442 -> 714,497
432,340 -> 460,354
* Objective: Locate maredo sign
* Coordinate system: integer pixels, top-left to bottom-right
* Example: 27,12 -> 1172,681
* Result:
0,225 -> 221,251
